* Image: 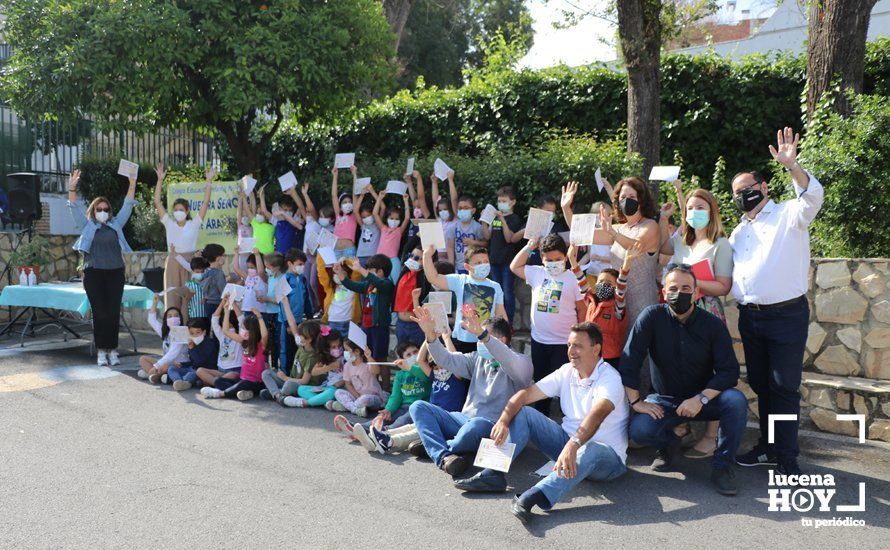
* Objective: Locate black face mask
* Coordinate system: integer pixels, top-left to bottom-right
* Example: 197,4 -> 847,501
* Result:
733,186 -> 764,212
666,291 -> 694,315
595,282 -> 615,302
619,197 -> 639,217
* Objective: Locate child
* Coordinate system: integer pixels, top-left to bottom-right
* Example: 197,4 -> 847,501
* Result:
236,186 -> 254,269
583,201 -> 614,279
258,251 -> 287,370
197,298 -> 245,387
483,185 -> 524,325
334,255 -> 394,370
393,240 -> 430,346
249,185 -> 276,255
285,328 -> 346,408
401,169 -> 430,255
527,194 -> 568,266
184,256 -> 208,322
298,183 -> 323,307
447,194 -> 486,273
168,317 -> 219,391
275,248 -> 313,374
327,339 -> 385,417
318,256 -> 359,336
366,334 -> 468,454
510,233 -> 585,414
261,320 -> 324,404
347,340 -> 431,450
569,242 -> 639,368
137,294 -> 189,384
331,165 -> 359,259
430,172 -> 457,258
200,243 -> 227,314
200,306 -> 268,400
355,184 -> 381,266
373,189 -> 410,283
259,185 -> 304,255
231,247 -> 267,317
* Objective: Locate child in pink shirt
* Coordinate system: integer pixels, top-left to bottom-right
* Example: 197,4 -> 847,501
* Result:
331,165 -> 359,259
201,306 -> 268,400
373,190 -> 410,284
328,339 -> 385,417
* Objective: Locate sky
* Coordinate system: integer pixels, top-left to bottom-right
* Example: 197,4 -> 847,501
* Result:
520,0 -> 779,69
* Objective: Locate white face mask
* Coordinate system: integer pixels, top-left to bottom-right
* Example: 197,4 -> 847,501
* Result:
403,354 -> 417,366
319,218 -> 331,228
255,214 -> 265,223
387,219 -> 401,228
294,334 -> 304,347
544,260 -> 566,277
341,203 -> 354,214
404,258 -> 421,272
173,210 -> 187,222
497,201 -> 512,213
362,215 -> 375,226
95,211 -> 109,223
438,210 -> 451,221
292,264 -> 305,275
344,350 -> 356,363
191,335 -> 205,346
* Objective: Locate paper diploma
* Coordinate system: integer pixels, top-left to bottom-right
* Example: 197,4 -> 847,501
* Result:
473,438 -> 516,473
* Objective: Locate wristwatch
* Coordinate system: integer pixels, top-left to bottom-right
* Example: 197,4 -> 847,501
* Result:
698,393 -> 710,406
570,436 -> 583,446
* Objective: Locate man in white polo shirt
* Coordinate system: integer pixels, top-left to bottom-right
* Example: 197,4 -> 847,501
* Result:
452,322 -> 629,524
730,127 -> 824,476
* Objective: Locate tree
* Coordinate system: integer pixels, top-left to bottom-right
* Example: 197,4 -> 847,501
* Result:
383,0 -> 414,51
805,0 -> 878,124
1,0 -> 396,175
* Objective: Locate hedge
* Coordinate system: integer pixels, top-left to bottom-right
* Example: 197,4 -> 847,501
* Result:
259,38 -> 889,187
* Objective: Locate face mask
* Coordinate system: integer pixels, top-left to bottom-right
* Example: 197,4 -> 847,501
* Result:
544,260 -> 566,277
173,210 -> 188,222
166,317 -> 181,328
191,335 -> 205,346
344,350 -> 355,363
319,218 -> 331,228
438,210 -> 451,221
255,214 -> 265,223
333,274 -> 341,284
686,209 -> 710,229
472,263 -> 491,280
265,268 -> 273,277
595,282 -> 615,302
239,328 -> 249,339
497,201 -> 511,213
387,219 -> 401,228
293,264 -> 305,275
734,186 -> 764,213
294,334 -> 304,347
413,208 -> 423,219
241,216 -> 250,226
330,347 -> 342,358
192,273 -> 203,281
281,210 -> 293,219
403,354 -> 417,366
619,197 -> 639,217
666,291 -> 694,315
457,209 -> 472,222
477,342 -> 493,361
405,258 -> 421,272
247,268 -> 257,277
362,215 -> 374,226
341,203 -> 354,214
95,211 -> 109,223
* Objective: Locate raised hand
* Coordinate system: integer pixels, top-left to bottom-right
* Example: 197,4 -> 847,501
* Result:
68,169 -> 81,192
660,202 -> 676,220
599,203 -> 613,234
409,306 -> 438,340
155,163 -> 166,183
561,181 -> 579,209
460,307 -> 484,337
205,165 -> 217,183
624,241 -> 645,265
769,126 -> 799,168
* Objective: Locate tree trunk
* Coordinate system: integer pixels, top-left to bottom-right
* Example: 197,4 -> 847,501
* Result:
382,0 -> 414,52
806,0 -> 877,124
617,0 -> 662,186
218,123 -> 259,176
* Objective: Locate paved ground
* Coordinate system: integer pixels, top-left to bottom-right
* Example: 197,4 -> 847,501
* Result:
1,330 -> 889,549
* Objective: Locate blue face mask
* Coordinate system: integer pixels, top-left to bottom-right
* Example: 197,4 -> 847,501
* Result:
685,209 -> 710,230
457,209 -> 473,222
477,342 -> 493,361
472,263 -> 491,280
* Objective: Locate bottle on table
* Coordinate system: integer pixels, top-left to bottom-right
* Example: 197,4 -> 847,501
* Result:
19,269 -> 28,286
27,268 -> 37,286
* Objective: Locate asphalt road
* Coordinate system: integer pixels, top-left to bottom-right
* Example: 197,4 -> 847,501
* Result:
1,332 -> 889,549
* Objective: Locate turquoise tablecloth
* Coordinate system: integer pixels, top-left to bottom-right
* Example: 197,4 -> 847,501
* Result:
0,283 -> 154,316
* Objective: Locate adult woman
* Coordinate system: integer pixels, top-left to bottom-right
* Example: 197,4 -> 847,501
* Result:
67,169 -> 137,366
153,163 -> 215,316
659,185 -> 734,459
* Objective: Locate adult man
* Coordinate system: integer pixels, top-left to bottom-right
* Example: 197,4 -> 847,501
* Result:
620,265 -> 747,496
410,307 -> 533,477
731,127 -> 824,476
454,323 -> 629,525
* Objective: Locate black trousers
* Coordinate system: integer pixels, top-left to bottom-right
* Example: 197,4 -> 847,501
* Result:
215,378 -> 264,398
531,339 -> 569,415
83,267 -> 125,350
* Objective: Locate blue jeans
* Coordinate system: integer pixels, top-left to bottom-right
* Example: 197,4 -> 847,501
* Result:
508,407 -> 626,506
629,389 -> 748,469
167,365 -> 197,383
738,298 -> 808,461
335,246 -> 356,260
328,320 -> 350,337
359,405 -> 411,432
395,319 -> 425,347
409,400 -> 494,466
489,263 -> 515,323
279,321 -> 297,376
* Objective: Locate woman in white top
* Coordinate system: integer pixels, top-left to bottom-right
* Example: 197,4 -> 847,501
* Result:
153,163 -> 215,317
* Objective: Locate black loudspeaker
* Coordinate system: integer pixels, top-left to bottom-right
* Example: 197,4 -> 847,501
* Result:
6,172 -> 42,224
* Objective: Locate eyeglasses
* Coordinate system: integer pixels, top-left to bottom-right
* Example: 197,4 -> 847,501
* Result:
735,181 -> 762,194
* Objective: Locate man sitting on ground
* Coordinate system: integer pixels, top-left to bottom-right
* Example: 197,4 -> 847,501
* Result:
453,322 -> 630,524
409,306 -> 533,477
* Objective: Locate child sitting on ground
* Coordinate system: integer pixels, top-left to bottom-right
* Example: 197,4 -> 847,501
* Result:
285,328 -> 345,408
138,294 -> 189,384
327,338 -> 386,418
260,319 -> 324,405
196,298 -> 244,387
200,306 -> 268,401
168,317 -> 218,391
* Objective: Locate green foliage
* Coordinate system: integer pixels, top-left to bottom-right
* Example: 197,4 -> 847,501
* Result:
772,93 -> 890,257
9,235 -> 51,267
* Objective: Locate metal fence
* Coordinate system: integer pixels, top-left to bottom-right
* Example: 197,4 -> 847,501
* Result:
0,103 -> 218,193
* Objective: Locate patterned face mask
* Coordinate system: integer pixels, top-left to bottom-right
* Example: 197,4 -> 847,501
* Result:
595,282 -> 615,302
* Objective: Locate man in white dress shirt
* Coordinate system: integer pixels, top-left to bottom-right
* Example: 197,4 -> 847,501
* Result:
730,127 -> 824,476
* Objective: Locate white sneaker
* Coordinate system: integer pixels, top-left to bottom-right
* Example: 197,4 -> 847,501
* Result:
136,369 -> 148,380
172,380 -> 192,391
236,390 -> 255,401
325,400 -> 347,412
161,374 -> 168,385
96,350 -> 109,367
283,396 -> 307,408
108,350 -> 120,366
355,406 -> 369,418
352,424 -> 376,452
201,386 -> 223,399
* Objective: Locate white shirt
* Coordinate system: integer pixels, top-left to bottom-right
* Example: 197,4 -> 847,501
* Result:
242,272 -> 267,314
729,172 -> 823,305
536,360 -> 630,463
524,265 -> 582,345
161,213 -> 203,253
328,284 -> 355,322
211,314 -> 245,370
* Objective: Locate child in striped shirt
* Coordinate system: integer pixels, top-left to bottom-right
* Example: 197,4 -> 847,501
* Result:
185,256 -> 208,321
